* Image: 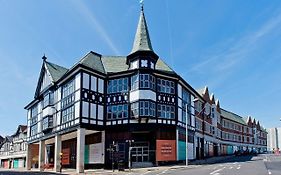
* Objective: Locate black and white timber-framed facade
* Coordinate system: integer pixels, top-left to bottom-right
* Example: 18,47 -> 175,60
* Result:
24,6 -> 267,173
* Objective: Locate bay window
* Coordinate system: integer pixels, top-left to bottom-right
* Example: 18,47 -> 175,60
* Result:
43,91 -> 54,108
131,74 -> 155,91
62,80 -> 75,108
131,101 -> 155,117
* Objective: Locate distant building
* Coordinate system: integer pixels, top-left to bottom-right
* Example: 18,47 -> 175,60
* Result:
0,125 -> 27,169
196,87 -> 267,158
267,127 -> 281,152
0,136 -> 3,145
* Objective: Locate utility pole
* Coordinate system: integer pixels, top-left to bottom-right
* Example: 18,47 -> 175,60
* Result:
107,141 -> 117,172
185,103 -> 189,166
126,139 -> 134,171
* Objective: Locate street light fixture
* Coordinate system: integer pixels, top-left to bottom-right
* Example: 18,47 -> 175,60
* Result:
126,139 -> 134,171
59,152 -> 63,173
185,98 -> 207,166
106,141 -> 118,172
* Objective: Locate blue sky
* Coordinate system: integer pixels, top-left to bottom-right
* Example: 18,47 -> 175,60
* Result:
1,0 -> 281,136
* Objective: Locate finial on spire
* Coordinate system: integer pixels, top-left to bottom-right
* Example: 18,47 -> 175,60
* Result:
140,0 -> 144,11
130,0 -> 153,54
42,54 -> 47,61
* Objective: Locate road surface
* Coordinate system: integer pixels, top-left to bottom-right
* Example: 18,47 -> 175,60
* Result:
0,154 -> 280,175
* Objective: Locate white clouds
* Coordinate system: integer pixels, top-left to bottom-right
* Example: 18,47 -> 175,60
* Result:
189,9 -> 281,88
70,0 -> 120,55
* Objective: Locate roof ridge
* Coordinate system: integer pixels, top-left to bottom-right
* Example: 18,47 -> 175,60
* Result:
45,61 -> 68,71
221,108 -> 243,118
157,57 -> 175,72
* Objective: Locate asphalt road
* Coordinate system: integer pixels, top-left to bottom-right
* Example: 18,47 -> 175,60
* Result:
0,154 -> 280,175
125,154 -> 281,175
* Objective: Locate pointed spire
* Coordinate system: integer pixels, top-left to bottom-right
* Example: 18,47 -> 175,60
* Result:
42,54 -> 47,62
140,0 -> 144,11
130,4 -> 153,54
210,93 -> 215,104
215,99 -> 221,113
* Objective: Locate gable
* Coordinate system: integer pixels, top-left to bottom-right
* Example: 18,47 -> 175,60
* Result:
34,61 -> 68,98
35,64 -> 54,98
40,69 -> 53,92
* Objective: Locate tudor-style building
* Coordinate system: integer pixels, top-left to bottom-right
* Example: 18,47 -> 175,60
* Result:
195,87 -> 267,157
24,7 -> 204,173
0,136 -> 3,145
195,87 -> 221,159
0,125 -> 27,169
24,6 -> 267,173
208,90 -> 267,155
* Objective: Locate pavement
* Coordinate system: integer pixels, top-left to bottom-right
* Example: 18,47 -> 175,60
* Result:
1,154 -> 281,175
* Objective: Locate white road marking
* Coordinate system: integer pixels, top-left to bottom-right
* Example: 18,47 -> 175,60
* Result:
141,171 -> 152,175
210,167 -> 225,175
237,166 -> 241,169
213,166 -> 219,169
268,170 -> 272,175
264,155 -> 271,162
229,166 -> 233,169
156,169 -> 168,175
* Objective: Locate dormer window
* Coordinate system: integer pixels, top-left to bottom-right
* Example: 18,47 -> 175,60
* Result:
141,60 -> 148,67
130,60 -> 139,70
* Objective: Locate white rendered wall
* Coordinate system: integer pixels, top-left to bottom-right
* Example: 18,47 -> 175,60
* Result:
129,90 -> 156,102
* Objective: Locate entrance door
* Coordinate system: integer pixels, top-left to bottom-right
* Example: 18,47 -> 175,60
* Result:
13,159 -> 18,168
131,146 -> 149,162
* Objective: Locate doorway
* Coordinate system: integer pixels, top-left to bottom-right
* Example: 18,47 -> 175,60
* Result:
131,142 -> 153,167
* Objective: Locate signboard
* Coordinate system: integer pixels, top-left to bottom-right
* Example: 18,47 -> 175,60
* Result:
156,140 -> 176,161
177,141 -> 194,160
85,143 -> 104,164
62,148 -> 70,165
177,141 -> 186,160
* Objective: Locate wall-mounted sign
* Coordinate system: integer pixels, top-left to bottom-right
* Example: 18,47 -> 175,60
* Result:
62,148 -> 70,165
156,140 -> 176,161
177,141 -> 186,160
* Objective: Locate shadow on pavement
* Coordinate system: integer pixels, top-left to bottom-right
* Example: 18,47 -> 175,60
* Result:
216,155 -> 256,164
190,155 -> 260,165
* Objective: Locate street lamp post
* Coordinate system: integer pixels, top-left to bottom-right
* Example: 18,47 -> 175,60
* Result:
185,98 -> 200,166
185,99 -> 207,165
59,152 -> 63,173
126,140 -> 134,171
185,103 -> 189,166
107,141 -> 118,172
